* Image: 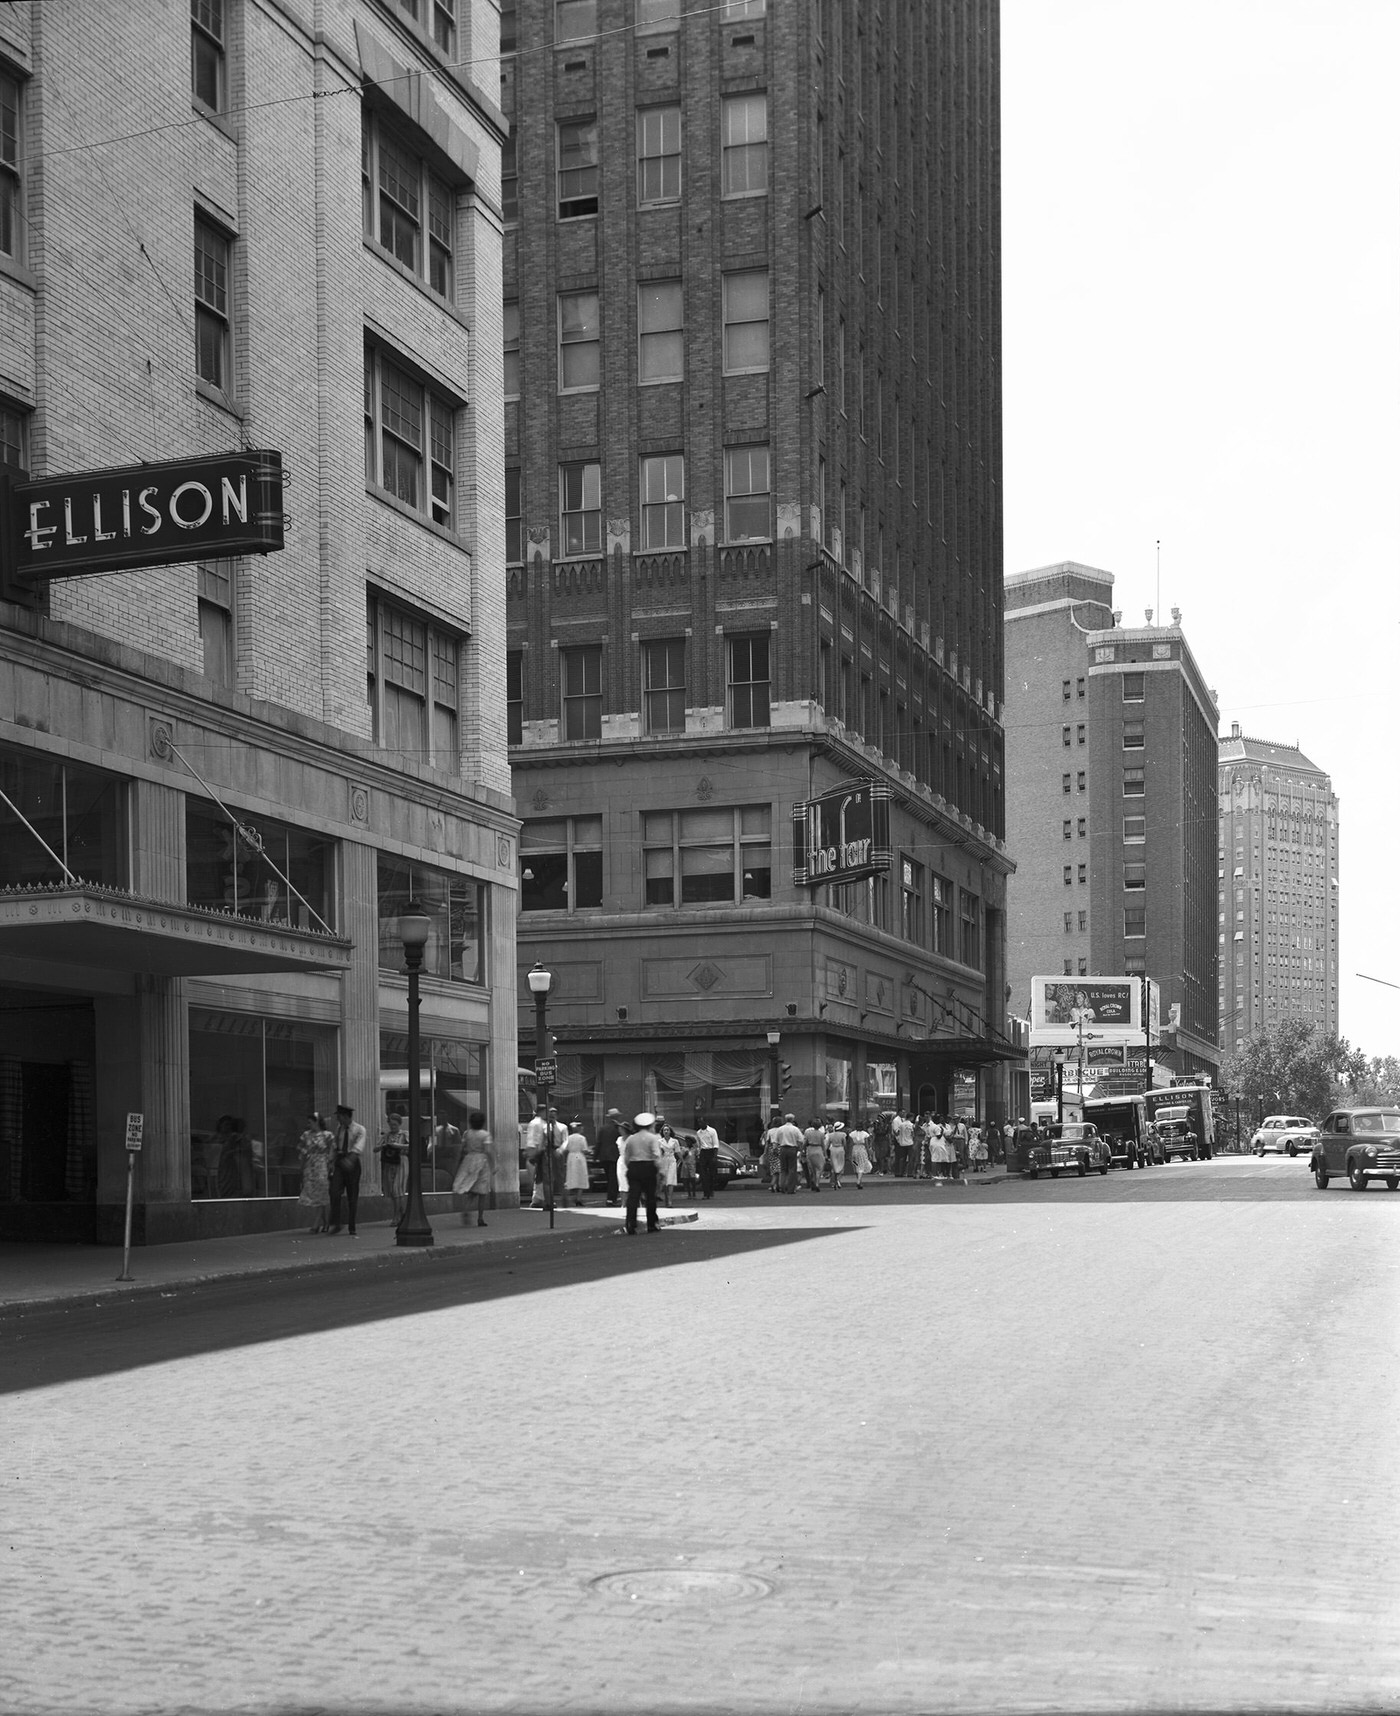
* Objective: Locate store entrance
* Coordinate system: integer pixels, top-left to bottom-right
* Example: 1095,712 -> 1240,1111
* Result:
0,992 -> 98,1241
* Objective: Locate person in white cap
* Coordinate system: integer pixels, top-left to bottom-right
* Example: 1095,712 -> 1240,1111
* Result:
622,1113 -> 663,1234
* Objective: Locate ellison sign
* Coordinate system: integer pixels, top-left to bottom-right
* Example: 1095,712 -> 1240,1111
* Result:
1,450 -> 284,595
792,779 -> 891,888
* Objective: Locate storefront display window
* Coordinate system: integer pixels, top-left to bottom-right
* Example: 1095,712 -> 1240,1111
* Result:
378,1031 -> 486,1191
378,855 -> 484,983
0,746 -> 126,889
824,1053 -> 852,1113
642,1049 -> 768,1149
866,1061 -> 897,1111
186,800 -> 334,929
189,1010 -> 338,1199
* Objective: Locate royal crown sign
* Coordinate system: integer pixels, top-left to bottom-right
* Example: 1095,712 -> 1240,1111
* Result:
0,450 -> 284,595
792,779 -> 892,888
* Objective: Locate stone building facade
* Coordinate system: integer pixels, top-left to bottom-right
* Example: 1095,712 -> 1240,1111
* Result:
0,0 -> 514,1242
500,1 -> 1016,1134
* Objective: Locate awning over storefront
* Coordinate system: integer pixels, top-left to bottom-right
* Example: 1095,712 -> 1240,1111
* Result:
0,885 -> 353,977
909,1033 -> 1024,1065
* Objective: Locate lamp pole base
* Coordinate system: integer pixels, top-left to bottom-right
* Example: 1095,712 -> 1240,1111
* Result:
396,1218 -> 435,1248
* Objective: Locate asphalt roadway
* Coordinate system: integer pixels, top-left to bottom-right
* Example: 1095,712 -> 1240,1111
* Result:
3,1154 -> 1398,1716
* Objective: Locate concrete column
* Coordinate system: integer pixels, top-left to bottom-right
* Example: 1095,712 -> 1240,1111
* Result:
339,839 -> 381,1187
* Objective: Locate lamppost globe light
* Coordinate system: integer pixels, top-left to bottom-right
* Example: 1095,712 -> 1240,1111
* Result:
527,960 -> 553,996
397,899 -> 432,952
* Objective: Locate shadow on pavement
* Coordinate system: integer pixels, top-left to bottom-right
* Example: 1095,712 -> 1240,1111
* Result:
0,1223 -> 855,1396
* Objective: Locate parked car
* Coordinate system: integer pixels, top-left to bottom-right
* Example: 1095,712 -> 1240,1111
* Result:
1250,1115 -> 1317,1157
672,1129 -> 755,1189
1023,1121 -> 1110,1179
1310,1108 -> 1400,1191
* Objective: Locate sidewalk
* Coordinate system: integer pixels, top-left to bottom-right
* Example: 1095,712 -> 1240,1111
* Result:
0,1202 -> 626,1317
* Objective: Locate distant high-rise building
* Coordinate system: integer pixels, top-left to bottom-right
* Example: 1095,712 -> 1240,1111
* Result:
503,2 -> 1016,1128
1004,563 -> 1220,1085
1217,727 -> 1339,1050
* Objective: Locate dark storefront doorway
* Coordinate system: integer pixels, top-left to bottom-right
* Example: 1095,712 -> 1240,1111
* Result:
0,996 -> 98,1241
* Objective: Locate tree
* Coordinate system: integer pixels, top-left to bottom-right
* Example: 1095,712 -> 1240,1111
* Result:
1220,1020 -> 1359,1121
1347,1055 -> 1400,1106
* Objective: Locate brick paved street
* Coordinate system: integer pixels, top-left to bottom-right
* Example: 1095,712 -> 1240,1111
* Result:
3,1156 -> 1398,1715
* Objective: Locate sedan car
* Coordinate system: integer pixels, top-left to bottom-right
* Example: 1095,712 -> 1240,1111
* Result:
1251,1115 -> 1317,1157
1310,1107 -> 1400,1191
673,1129 -> 756,1189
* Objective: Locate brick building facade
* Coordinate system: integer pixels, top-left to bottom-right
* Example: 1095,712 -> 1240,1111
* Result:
0,0 -> 514,1242
1004,563 -> 1220,1087
502,1 -> 1016,1134
1217,728 -> 1339,1052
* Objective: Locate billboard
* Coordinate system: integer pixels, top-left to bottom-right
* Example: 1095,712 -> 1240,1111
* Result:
792,778 -> 892,887
1030,975 -> 1142,1046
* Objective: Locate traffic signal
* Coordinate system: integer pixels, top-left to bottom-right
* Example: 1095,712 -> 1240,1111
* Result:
779,1061 -> 793,1094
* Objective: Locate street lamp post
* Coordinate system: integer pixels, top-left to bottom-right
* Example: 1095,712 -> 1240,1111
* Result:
1069,1006 -> 1098,1120
527,961 -> 555,1229
396,899 -> 434,1248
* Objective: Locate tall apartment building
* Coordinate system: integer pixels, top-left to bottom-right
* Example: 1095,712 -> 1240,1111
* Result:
1004,563 -> 1220,1085
0,1 -> 513,1243
502,1 -> 1016,1133
1217,727 -> 1339,1051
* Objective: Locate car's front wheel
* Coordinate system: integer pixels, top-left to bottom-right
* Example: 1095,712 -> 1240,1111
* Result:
1348,1158 -> 1368,1192
1314,1162 -> 1329,1190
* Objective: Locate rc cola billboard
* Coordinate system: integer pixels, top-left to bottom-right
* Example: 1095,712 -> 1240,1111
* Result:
1030,975 -> 1142,1047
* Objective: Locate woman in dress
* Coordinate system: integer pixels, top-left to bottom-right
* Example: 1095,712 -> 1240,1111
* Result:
560,1118 -> 591,1207
677,1136 -> 699,1199
656,1122 -> 679,1208
848,1120 -> 872,1189
297,1111 -> 334,1233
827,1119 -> 847,1189
452,1110 -> 493,1226
376,1110 -> 409,1225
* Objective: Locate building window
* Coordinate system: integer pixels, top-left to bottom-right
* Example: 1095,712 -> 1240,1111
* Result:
1062,726 -> 1071,747
520,815 -> 603,911
722,270 -> 769,372
1123,720 -> 1144,749
1123,767 -> 1145,796
362,116 -> 455,298
0,745 -> 127,891
1062,679 -> 1071,700
198,560 -> 235,686
1063,865 -> 1072,885
640,454 -> 685,549
1124,905 -> 1146,938
1124,956 -> 1145,976
723,0 -> 765,14
638,106 -> 681,204
194,215 -> 231,391
638,0 -> 681,24
556,0 -> 596,40
191,0 -> 226,112
378,855 -> 484,982
1078,863 -> 1087,883
1077,771 -> 1086,792
643,638 -> 686,734
364,346 -> 456,529
0,400 -> 28,473
638,281 -> 683,382
558,290 -> 600,390
931,875 -> 950,954
1077,724 -> 1086,746
1063,960 -> 1073,976
1062,773 -> 1071,794
507,650 -> 523,744
722,92 -> 768,196
727,634 -> 770,729
187,798 -> 334,929
1062,820 -> 1072,840
724,445 -> 770,541
1077,818 -> 1086,838
366,592 -> 460,769
559,460 -> 602,556
1124,816 -> 1146,843
558,118 -> 599,218
901,856 -> 924,944
1077,677 -> 1085,698
502,133 -> 518,223
960,891 -> 980,969
503,301 -> 520,399
1078,958 -> 1088,976
643,805 -> 771,907
561,645 -> 602,740
1122,672 -> 1144,702
1078,911 -> 1087,932
505,467 -> 522,563
1064,912 -> 1073,934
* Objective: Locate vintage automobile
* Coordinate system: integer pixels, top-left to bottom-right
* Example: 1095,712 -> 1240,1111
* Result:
1154,1109 -> 1201,1162
1250,1115 -> 1317,1157
1310,1107 -> 1400,1191
1022,1121 -> 1110,1179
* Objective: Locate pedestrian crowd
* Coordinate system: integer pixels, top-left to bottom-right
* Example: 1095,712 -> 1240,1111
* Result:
755,1108 -> 1002,1191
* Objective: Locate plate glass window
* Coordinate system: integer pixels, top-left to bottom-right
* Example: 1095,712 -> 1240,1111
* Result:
640,454 -> 684,549
520,816 -> 603,912
561,646 -> 602,740
558,290 -> 600,390
643,806 -> 771,906
0,746 -> 126,890
722,270 -> 769,372
187,800 -> 334,929
727,634 -> 769,730
191,0 -> 225,112
558,118 -> 599,218
559,461 -> 601,555
722,93 -> 768,195
643,639 -> 686,734
378,855 -> 485,981
194,216 -> 230,390
637,106 -> 681,204
638,281 -> 683,382
724,445 -> 770,541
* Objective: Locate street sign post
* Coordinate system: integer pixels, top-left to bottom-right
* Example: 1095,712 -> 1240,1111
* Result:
116,1112 -> 143,1282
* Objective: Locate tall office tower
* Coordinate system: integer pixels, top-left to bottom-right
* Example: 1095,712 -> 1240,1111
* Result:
1004,564 -> 1220,1086
503,2 -> 1016,1134
0,1 -> 512,1244
1217,727 -> 1339,1051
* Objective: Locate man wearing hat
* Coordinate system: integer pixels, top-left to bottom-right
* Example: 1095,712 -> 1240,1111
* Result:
328,1103 -> 367,1235
622,1113 -> 663,1234
596,1107 -> 624,1206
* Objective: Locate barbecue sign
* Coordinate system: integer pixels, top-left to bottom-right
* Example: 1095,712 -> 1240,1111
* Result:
792,779 -> 892,887
0,450 -> 285,597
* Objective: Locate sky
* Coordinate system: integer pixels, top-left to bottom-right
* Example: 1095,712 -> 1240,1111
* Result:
1000,0 -> 1400,1057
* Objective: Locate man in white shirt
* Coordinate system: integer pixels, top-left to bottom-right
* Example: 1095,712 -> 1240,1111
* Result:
525,1106 -> 567,1209
695,1113 -> 721,1200
622,1112 -> 664,1233
329,1103 -> 367,1235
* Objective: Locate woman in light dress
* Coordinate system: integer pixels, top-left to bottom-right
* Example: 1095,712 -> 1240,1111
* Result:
452,1110 -> 493,1226
560,1118 -> 591,1207
376,1110 -> 409,1224
969,1125 -> 988,1173
297,1111 -> 334,1233
826,1121 -> 846,1189
656,1122 -> 679,1208
848,1122 -> 872,1188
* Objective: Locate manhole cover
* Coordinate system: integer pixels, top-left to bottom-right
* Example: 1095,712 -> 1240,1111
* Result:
590,1569 -> 772,1605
